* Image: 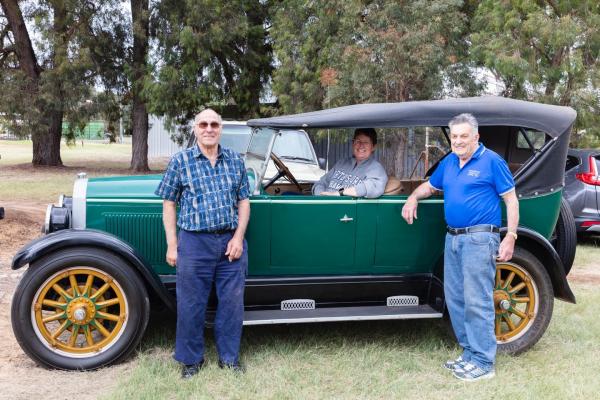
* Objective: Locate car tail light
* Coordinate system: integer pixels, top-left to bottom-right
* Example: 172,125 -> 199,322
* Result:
581,221 -> 600,228
575,156 -> 600,186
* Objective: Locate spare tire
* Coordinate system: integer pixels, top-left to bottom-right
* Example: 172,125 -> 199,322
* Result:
550,197 -> 577,275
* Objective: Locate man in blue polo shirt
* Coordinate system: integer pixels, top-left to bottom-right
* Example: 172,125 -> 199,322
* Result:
156,108 -> 250,379
402,113 -> 519,381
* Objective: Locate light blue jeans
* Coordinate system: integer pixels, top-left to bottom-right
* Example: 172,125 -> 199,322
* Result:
444,231 -> 500,371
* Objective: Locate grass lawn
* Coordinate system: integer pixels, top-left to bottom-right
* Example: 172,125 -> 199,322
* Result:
0,140 -> 167,203
102,282 -> 599,400
102,244 -> 600,400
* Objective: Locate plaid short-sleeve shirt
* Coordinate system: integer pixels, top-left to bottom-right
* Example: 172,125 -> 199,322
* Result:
155,145 -> 250,232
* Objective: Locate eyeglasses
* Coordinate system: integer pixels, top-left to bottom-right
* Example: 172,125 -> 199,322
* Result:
197,121 -> 220,129
352,139 -> 372,147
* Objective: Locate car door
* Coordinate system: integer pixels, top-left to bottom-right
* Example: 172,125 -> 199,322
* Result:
268,196 -> 357,274
364,196 -> 446,274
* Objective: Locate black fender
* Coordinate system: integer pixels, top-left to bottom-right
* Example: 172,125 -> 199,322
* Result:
502,226 -> 576,304
12,229 -> 176,311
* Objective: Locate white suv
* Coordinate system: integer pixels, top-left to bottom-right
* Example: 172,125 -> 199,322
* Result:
220,121 -> 326,183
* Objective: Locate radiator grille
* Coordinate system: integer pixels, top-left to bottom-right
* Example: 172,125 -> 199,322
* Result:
104,213 -> 165,264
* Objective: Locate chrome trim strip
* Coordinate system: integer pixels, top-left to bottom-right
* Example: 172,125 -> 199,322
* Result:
587,225 -> 600,232
86,198 -> 162,204
242,312 -> 443,325
72,178 -> 88,229
83,197 -> 445,205
44,204 -> 52,234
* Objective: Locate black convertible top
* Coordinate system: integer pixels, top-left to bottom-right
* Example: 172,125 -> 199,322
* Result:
248,96 -> 577,197
248,96 -> 576,138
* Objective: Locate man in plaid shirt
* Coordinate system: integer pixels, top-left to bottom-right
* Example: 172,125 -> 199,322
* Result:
156,108 -> 250,379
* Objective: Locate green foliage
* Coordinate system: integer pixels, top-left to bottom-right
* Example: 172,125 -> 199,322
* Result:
0,0 -> 126,142
147,0 -> 273,132
471,0 -> 600,147
271,0 -> 478,114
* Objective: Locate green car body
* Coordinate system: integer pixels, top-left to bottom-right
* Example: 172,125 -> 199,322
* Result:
11,96 -> 576,370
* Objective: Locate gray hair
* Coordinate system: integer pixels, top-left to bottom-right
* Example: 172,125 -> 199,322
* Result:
448,113 -> 478,135
194,108 -> 222,124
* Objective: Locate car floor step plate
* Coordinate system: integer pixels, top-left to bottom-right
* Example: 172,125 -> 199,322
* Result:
243,304 -> 442,325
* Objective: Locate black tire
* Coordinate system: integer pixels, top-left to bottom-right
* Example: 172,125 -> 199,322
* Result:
550,197 -> 577,275
11,247 -> 150,370
496,247 -> 553,355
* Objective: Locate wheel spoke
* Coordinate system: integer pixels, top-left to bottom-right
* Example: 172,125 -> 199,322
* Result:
96,298 -> 121,309
96,311 -> 121,322
51,320 -> 71,339
495,268 -> 502,287
42,299 -> 67,309
91,320 -> 111,337
502,314 -> 516,331
511,308 -> 527,320
503,272 -> 515,289
495,316 -> 502,336
508,282 -> 526,294
52,284 -> 72,301
68,325 -> 80,347
83,274 -> 94,297
69,274 -> 80,297
84,325 -> 95,346
90,282 -> 111,301
42,312 -> 66,323
513,296 -> 530,303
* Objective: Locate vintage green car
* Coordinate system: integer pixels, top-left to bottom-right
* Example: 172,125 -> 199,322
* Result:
11,96 -> 576,370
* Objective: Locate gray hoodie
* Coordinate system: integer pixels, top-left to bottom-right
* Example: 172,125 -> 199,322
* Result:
312,155 -> 388,198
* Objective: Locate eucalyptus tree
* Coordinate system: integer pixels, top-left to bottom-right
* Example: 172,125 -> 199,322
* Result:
470,0 -> 600,146
147,0 -> 272,138
0,0 -> 123,166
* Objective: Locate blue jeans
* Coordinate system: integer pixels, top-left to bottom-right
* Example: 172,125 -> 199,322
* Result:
444,231 -> 500,371
174,230 -> 247,366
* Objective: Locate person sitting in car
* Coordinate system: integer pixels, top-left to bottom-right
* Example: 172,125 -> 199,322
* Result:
312,128 -> 388,198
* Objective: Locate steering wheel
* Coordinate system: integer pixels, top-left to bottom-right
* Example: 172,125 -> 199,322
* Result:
264,153 -> 303,192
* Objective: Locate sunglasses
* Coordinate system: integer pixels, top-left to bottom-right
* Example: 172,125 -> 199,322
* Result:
197,121 -> 220,129
352,139 -> 372,147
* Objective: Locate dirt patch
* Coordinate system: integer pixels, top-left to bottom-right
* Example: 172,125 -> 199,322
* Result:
568,263 -> 600,286
0,203 -> 129,400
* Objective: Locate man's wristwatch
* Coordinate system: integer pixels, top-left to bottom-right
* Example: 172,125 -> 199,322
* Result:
507,231 -> 518,240
338,188 -> 344,196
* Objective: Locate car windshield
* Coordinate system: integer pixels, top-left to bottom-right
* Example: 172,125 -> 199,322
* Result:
272,130 -> 316,163
220,124 -> 252,154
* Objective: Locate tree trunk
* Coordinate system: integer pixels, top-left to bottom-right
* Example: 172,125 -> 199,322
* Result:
130,0 -> 150,172
131,99 -> 149,171
1,0 -> 64,166
32,110 -> 63,166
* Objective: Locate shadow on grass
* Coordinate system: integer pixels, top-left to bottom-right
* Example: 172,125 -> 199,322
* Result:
577,233 -> 600,247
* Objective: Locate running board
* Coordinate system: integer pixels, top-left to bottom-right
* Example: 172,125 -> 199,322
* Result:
243,305 -> 442,326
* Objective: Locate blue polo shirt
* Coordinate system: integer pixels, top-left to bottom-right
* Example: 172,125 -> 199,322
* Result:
429,144 -> 514,228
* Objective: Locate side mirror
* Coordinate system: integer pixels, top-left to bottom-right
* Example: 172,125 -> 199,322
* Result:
318,157 -> 326,169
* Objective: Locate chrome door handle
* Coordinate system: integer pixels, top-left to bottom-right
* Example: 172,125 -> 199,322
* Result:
339,214 -> 353,222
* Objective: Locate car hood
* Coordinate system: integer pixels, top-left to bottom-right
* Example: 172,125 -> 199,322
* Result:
263,160 -> 325,183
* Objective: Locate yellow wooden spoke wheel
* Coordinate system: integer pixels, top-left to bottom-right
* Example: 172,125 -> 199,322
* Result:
494,248 -> 553,355
12,247 -> 149,370
494,262 -> 538,343
32,267 -> 128,356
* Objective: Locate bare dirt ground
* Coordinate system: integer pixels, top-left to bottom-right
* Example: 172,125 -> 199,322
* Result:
0,202 -> 131,400
0,202 -> 598,400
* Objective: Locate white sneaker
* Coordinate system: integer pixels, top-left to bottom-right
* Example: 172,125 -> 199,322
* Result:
452,362 -> 495,381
